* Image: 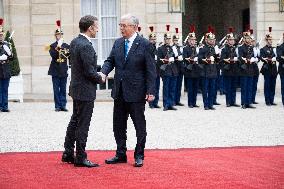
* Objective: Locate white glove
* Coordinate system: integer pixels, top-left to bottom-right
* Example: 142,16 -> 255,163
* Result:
3,45 -> 12,56
194,57 -> 198,62
272,57 -> 276,62
0,54 -> 8,61
168,57 -> 175,62
178,55 -> 183,61
57,38 -> 63,47
210,56 -> 215,62
155,55 -> 157,61
233,57 -> 238,61
214,45 -> 220,55
250,57 -> 255,63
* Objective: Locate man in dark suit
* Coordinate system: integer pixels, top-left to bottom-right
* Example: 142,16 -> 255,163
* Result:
61,15 -> 104,168
48,20 -> 70,112
101,14 -> 156,167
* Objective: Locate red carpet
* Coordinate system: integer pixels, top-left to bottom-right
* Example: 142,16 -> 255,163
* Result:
0,146 -> 283,189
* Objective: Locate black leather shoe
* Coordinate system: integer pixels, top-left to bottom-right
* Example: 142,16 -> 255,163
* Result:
168,106 -> 177,110
74,159 -> 99,168
252,102 -> 258,104
266,103 -> 271,106
231,104 -> 240,107
271,103 -> 277,106
154,105 -> 161,109
209,107 -> 216,110
55,108 -> 61,112
241,105 -> 246,109
226,104 -> 231,107
134,158 -> 143,167
149,105 -> 154,109
176,102 -> 184,106
61,107 -> 68,112
204,107 -> 209,110
188,105 -> 194,108
246,104 -> 256,109
163,107 -> 168,111
1,109 -> 10,112
61,152 -> 74,164
193,104 -> 199,108
105,156 -> 127,164
213,102 -> 221,105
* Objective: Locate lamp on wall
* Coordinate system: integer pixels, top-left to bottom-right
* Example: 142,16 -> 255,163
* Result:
280,0 -> 284,12
168,0 -> 185,13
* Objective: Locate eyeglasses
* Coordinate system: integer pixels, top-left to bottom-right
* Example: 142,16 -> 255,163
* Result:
119,23 -> 134,28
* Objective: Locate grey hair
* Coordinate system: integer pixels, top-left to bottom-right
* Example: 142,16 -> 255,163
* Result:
121,14 -> 139,26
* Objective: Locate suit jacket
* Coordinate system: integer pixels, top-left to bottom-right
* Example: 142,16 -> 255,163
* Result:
48,41 -> 70,77
101,35 -> 156,102
277,43 -> 284,75
68,34 -> 103,101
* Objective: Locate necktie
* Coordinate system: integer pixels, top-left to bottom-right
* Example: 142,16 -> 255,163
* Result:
124,39 -> 129,59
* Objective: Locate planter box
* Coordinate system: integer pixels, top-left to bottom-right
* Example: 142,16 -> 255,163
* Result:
8,72 -> 24,102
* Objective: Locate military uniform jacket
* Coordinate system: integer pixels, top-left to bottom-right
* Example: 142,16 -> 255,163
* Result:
157,44 -> 178,77
198,44 -> 218,78
259,45 -> 277,76
183,45 -> 200,78
48,41 -> 70,77
276,43 -> 284,75
172,44 -> 184,74
238,44 -> 255,77
0,42 -> 12,79
221,45 -> 239,76
252,47 -> 260,76
151,43 -> 160,77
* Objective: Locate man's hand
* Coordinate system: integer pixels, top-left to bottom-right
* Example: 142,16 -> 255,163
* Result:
99,72 -> 106,83
145,94 -> 155,102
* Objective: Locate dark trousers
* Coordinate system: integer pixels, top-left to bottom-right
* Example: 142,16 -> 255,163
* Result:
252,75 -> 259,103
162,75 -> 177,108
213,71 -> 222,103
64,100 -> 94,162
175,74 -> 183,104
52,76 -> 67,109
224,76 -> 237,105
281,75 -> 284,106
201,77 -> 216,108
149,76 -> 160,107
263,74 -> 277,105
186,77 -> 199,106
0,78 -> 10,110
240,76 -> 253,105
113,97 -> 147,159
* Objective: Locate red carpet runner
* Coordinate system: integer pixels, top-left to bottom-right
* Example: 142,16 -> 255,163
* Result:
0,146 -> 283,189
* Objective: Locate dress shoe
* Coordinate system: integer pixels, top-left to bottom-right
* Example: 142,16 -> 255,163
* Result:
246,104 -> 256,109
163,107 -> 168,111
231,104 -> 240,107
266,103 -> 271,106
193,104 -> 199,108
188,105 -> 194,108
105,156 -> 127,164
168,106 -> 177,110
149,105 -> 155,109
209,107 -> 216,110
61,152 -> 74,164
134,158 -> 143,167
204,107 -> 209,110
226,104 -> 231,107
61,107 -> 68,112
241,105 -> 246,109
213,102 -> 221,105
252,101 -> 259,104
74,159 -> 99,168
271,103 -> 277,106
176,102 -> 184,106
154,105 -> 161,108
55,108 -> 61,112
1,109 -> 10,112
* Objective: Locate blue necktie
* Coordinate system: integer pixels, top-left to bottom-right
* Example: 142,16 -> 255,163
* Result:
124,39 -> 129,59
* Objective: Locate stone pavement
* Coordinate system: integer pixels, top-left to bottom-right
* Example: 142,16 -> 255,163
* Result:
0,93 -> 283,153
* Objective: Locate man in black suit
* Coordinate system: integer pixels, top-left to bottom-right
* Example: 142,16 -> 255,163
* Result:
101,14 -> 156,167
61,15 -> 104,168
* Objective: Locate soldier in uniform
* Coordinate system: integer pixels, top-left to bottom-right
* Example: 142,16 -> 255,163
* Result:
250,29 -> 260,105
148,26 -> 161,109
198,28 -> 218,110
183,25 -> 200,108
48,20 -> 70,112
0,18 -> 13,112
157,25 -> 178,111
260,27 -> 278,106
276,32 -> 284,107
172,28 -> 184,106
238,31 -> 256,109
221,27 -> 240,107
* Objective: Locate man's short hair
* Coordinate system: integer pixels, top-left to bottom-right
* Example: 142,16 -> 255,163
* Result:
79,15 -> 98,33
120,14 -> 139,26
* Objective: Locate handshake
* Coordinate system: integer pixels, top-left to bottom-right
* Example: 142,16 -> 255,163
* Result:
99,72 -> 107,83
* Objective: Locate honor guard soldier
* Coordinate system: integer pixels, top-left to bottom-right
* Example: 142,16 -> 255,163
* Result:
157,25 -> 178,111
172,28 -> 184,106
238,30 -> 256,109
212,27 -> 221,106
183,25 -> 200,108
260,27 -> 278,106
220,27 -> 240,107
250,29 -> 260,104
0,18 -> 13,112
148,26 -> 161,109
48,20 -> 70,112
198,27 -> 218,110
276,32 -> 284,107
